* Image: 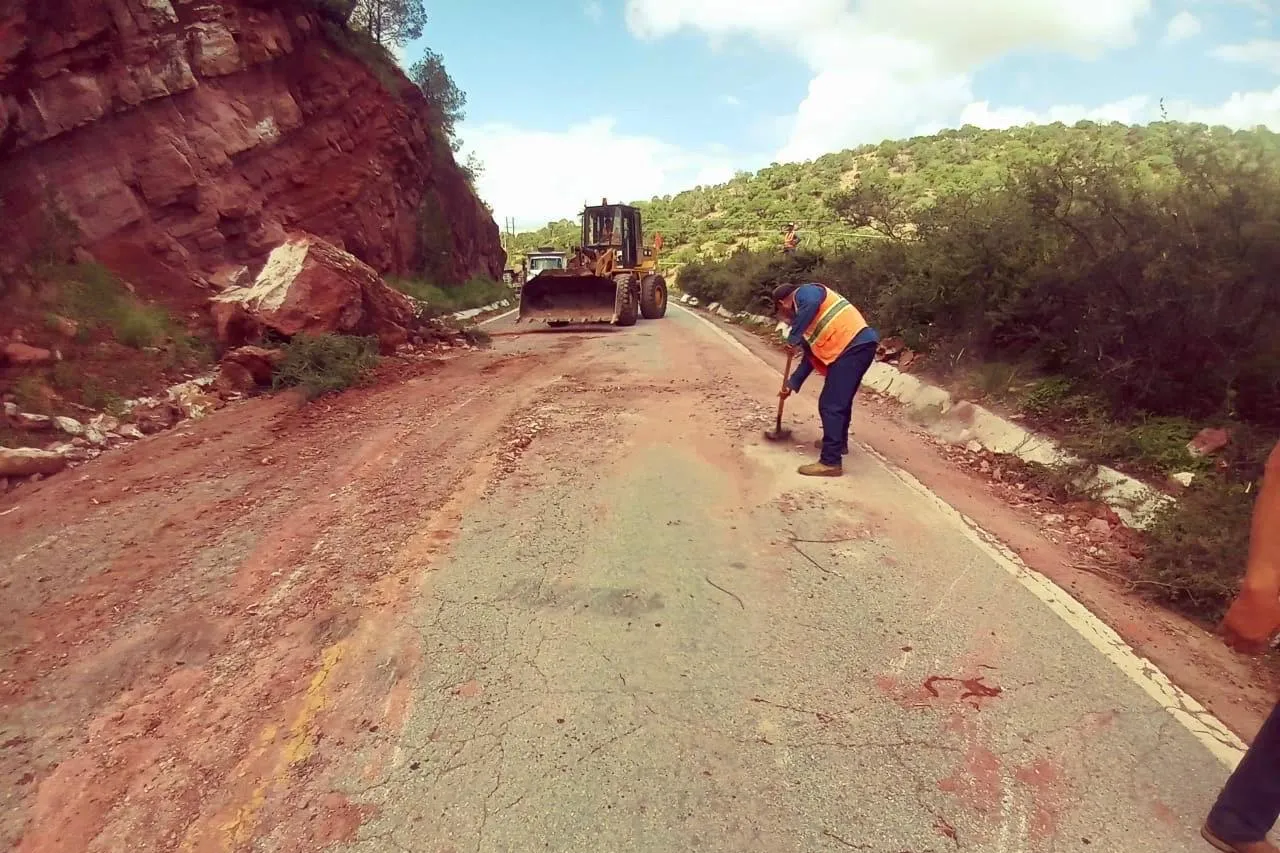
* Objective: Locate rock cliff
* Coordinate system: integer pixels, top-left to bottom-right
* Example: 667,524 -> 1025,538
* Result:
0,0 -> 503,310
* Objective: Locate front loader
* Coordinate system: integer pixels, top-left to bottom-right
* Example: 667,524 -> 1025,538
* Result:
518,200 -> 669,326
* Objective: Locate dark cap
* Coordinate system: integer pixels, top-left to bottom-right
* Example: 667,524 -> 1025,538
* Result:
771,282 -> 800,306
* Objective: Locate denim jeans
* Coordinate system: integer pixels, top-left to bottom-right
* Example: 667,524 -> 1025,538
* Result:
817,340 -> 878,466
1208,700 -> 1280,843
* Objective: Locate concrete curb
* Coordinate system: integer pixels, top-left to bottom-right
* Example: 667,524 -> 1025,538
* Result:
451,299 -> 511,322
860,361 -> 1173,530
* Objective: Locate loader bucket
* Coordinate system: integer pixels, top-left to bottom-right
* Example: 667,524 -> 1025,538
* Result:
518,271 -> 618,324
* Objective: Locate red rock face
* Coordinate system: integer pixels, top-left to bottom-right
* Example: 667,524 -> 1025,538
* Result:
0,0 -> 504,312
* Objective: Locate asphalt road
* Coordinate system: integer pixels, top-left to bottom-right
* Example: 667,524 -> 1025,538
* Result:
336,305 -> 1237,853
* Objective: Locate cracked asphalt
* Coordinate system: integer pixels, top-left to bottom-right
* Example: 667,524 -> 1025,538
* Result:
337,309 -> 1235,853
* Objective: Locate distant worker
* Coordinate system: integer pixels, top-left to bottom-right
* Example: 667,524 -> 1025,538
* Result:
782,223 -> 800,254
772,282 -> 879,477
1202,440 -> 1280,853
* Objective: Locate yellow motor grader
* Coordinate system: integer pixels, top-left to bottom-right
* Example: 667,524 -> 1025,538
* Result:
517,201 -> 668,326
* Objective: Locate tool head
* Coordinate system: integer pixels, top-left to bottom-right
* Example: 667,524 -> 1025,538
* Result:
763,427 -> 794,442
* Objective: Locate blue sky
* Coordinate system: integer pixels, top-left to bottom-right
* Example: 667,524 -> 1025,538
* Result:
400,0 -> 1279,227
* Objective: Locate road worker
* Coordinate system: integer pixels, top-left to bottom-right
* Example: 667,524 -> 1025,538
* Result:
772,281 -> 879,477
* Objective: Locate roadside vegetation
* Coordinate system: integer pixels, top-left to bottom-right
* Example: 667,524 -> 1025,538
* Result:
273,334 -> 381,400
639,119 -> 1279,624
387,276 -> 509,317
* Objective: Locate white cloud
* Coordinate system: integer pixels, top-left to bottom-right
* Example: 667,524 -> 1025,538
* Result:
1211,39 -> 1280,73
722,94 -> 742,106
1164,11 -> 1202,44
958,87 -> 1280,132
462,117 -> 745,227
1169,84 -> 1280,127
959,95 -> 1152,129
625,0 -> 1154,161
584,0 -> 604,22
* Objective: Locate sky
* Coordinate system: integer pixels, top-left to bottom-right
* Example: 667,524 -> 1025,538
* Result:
398,0 -> 1280,228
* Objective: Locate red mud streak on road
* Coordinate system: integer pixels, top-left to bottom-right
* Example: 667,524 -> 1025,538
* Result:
923,675 -> 1004,709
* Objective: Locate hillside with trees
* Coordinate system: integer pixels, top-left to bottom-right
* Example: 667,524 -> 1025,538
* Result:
510,120 -> 1280,263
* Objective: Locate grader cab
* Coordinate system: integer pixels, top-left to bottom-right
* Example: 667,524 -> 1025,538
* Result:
517,201 -> 668,326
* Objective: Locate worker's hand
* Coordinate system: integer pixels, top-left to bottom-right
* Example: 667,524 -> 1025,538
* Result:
778,385 -> 792,400
1220,579 -> 1280,654
785,344 -> 801,357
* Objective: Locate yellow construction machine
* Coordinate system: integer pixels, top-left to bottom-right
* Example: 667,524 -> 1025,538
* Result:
518,200 -> 669,326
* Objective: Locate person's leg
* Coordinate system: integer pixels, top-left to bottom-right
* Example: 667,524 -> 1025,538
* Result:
839,341 -> 877,451
816,342 -> 876,467
1206,700 -> 1280,848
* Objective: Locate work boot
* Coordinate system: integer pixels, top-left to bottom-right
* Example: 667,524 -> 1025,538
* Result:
813,440 -> 849,455
1201,823 -> 1280,852
798,462 -> 842,477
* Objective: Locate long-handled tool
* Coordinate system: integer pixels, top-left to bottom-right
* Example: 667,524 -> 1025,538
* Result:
764,350 -> 795,442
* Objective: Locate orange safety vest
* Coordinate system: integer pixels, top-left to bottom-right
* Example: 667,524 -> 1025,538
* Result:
801,286 -> 867,375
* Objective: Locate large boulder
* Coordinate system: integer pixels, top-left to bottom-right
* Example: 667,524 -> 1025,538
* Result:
211,235 -> 415,353
0,447 -> 68,478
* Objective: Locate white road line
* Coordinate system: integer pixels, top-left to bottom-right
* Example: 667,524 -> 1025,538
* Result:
681,302 -> 1247,768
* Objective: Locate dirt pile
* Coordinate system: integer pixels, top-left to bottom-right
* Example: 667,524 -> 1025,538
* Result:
0,0 -> 504,302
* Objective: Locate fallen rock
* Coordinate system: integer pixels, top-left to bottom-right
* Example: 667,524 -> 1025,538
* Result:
897,349 -> 917,371
1085,517 -> 1112,538
965,440 -> 983,453
687,298 -> 700,307
89,414 -> 121,433
3,403 -> 16,418
1188,427 -> 1230,458
221,345 -> 285,386
83,427 -> 107,447
48,315 -> 79,339
53,416 -> 85,437
215,361 -> 259,394
118,424 -> 145,440
0,447 -> 68,478
131,401 -> 183,434
168,381 -> 224,420
1170,471 -> 1196,489
10,412 -> 53,431
2,342 -> 55,366
1042,513 -> 1066,526
211,234 -> 415,352
680,293 -> 691,304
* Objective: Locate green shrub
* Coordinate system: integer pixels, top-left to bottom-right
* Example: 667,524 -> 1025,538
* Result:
45,262 -> 180,350
114,304 -> 172,349
1021,377 -> 1075,417
12,376 -> 48,413
1140,475 -> 1256,621
273,334 -> 380,400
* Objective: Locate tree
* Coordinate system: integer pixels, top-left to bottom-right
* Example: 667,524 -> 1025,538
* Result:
348,0 -> 426,50
410,49 -> 467,145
